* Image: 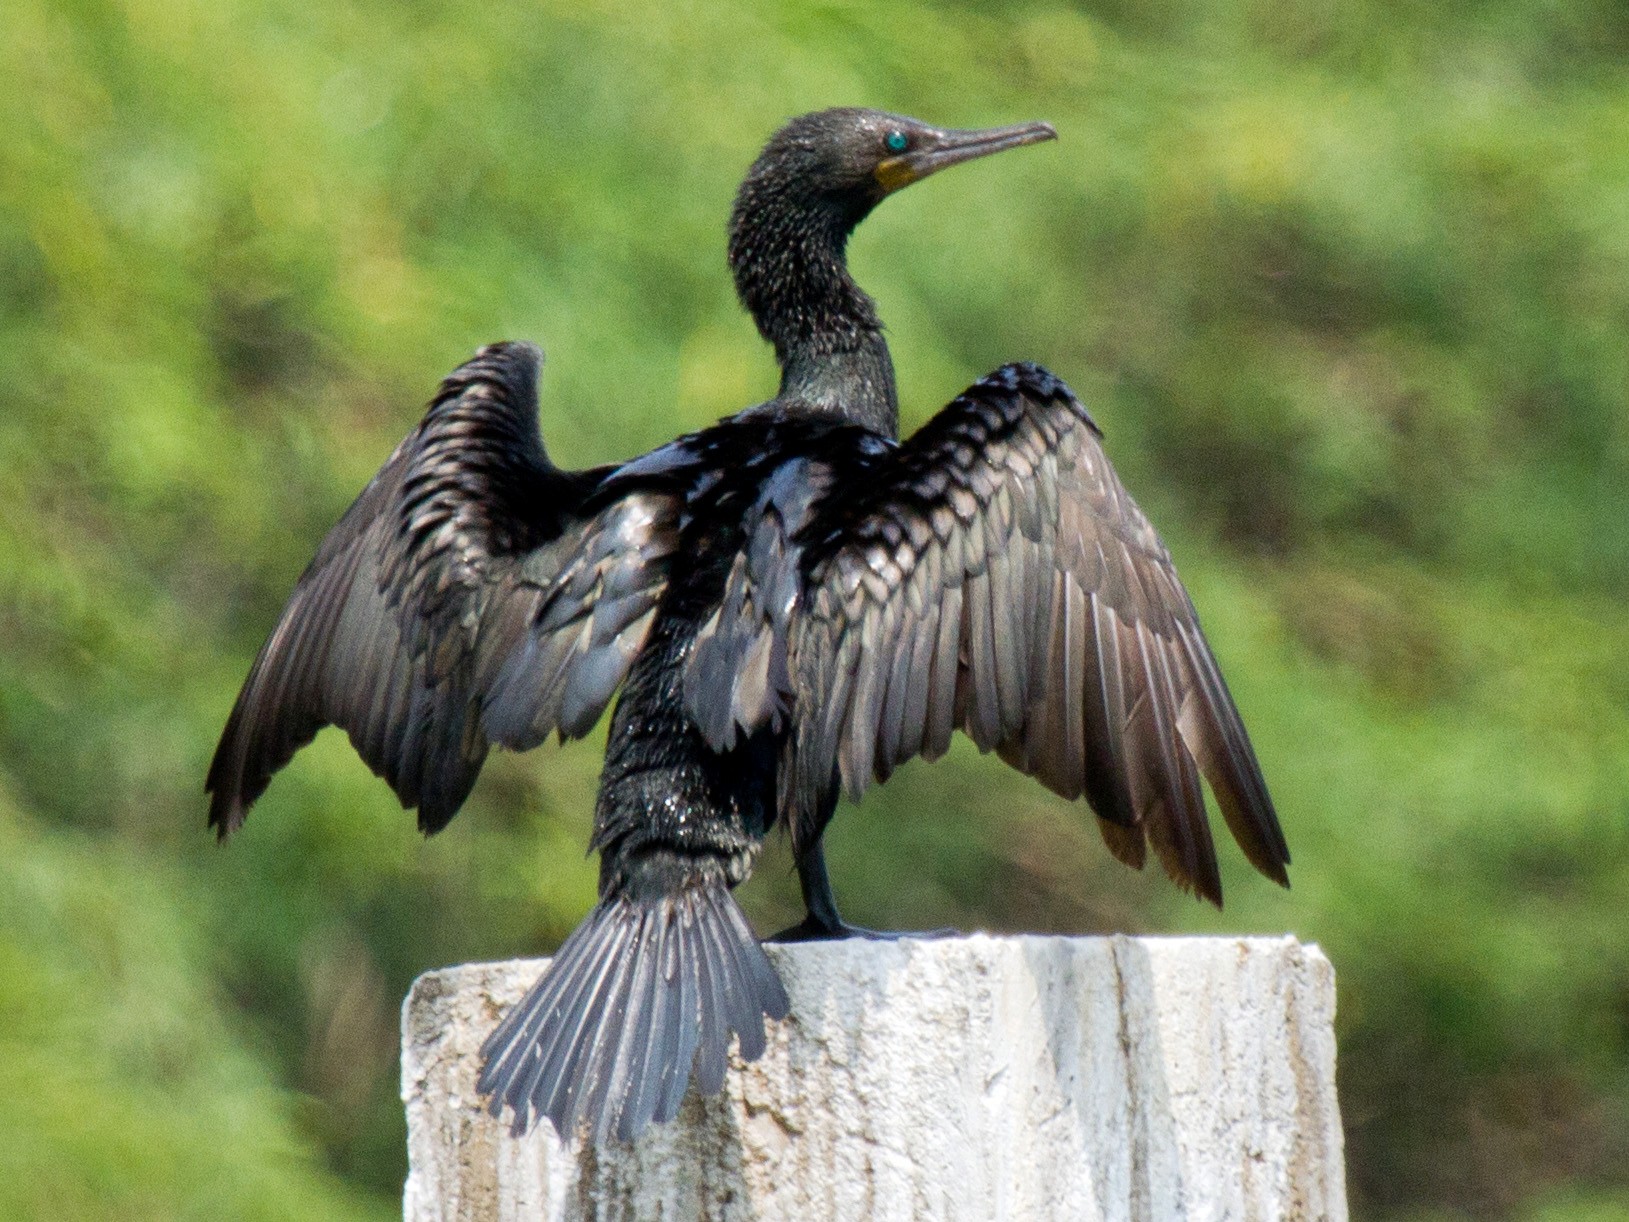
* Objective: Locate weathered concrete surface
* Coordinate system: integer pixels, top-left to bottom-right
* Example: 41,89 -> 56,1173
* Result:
403,935 -> 1345,1221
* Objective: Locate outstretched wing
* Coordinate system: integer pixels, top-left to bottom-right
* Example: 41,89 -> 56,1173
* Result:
207,342 -> 678,836
784,363 -> 1287,904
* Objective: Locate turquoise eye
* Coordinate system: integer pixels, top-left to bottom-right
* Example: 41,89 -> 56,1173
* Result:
885,130 -> 908,153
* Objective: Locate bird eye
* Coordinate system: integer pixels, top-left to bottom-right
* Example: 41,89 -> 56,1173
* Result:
885,130 -> 909,153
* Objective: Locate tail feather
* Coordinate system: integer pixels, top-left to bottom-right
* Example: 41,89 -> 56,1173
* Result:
598,923 -> 662,1141
488,904 -> 631,1131
618,948 -> 666,1141
711,895 -> 773,1059
540,912 -> 641,1138
690,909 -> 730,1095
656,906 -> 701,1116
478,882 -> 789,1143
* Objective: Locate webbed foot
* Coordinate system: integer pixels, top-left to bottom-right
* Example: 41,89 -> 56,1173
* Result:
775,837 -> 960,943
767,917 -> 960,943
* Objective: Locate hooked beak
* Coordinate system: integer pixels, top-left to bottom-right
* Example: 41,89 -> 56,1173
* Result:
875,120 -> 1057,195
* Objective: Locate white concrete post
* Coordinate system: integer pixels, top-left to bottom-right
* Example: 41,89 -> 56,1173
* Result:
403,935 -> 1346,1221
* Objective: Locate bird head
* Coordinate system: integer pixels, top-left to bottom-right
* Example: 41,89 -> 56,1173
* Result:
735,108 -> 1057,232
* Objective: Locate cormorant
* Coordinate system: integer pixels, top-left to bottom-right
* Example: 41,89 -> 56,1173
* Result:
207,108 -> 1289,1146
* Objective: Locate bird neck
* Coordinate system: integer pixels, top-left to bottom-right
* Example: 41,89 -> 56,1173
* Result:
729,192 -> 899,437
776,333 -> 898,436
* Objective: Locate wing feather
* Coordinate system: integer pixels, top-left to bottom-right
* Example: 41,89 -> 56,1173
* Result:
207,341 -> 678,836
784,362 -> 1286,901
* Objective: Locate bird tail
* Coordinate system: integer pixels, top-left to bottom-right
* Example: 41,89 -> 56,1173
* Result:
477,881 -> 789,1144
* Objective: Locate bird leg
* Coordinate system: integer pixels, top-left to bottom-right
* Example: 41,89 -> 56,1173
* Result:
766,839 -> 959,942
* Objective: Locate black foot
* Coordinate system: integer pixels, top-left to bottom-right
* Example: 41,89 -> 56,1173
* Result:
767,917 -> 961,944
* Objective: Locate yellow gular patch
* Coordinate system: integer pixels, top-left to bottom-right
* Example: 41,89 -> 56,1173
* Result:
874,157 -> 919,194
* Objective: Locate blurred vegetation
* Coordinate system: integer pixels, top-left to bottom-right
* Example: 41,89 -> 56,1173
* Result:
2,0 -> 1627,1217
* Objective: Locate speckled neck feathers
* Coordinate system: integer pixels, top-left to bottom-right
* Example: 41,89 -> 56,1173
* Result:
728,149 -> 899,436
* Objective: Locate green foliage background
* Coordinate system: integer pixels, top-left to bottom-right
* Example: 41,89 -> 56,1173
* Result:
4,0 -> 1628,1216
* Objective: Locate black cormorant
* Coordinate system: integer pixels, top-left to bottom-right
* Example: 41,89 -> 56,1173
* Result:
207,108 -> 1289,1146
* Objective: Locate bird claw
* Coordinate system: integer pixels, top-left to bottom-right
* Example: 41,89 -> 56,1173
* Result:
766,917 -> 961,943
